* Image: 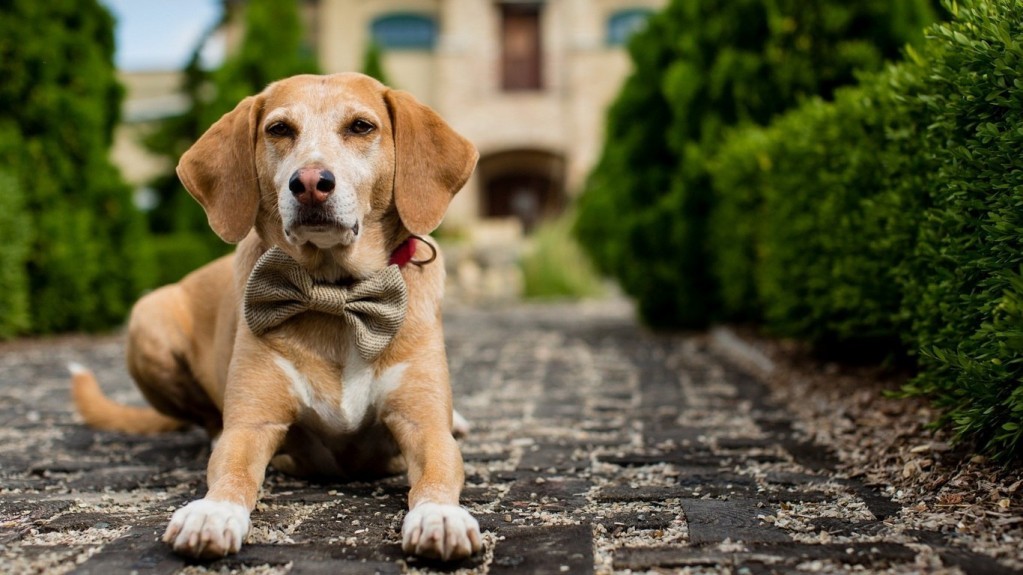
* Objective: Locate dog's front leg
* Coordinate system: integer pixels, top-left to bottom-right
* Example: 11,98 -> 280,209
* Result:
163,352 -> 293,560
382,378 -> 481,561
163,422 -> 287,558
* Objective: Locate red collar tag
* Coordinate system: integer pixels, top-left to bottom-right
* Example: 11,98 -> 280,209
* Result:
389,237 -> 417,267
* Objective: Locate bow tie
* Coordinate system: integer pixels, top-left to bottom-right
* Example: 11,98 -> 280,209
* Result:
243,247 -> 408,361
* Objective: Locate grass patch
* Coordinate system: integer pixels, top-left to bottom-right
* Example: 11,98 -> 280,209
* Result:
521,215 -> 604,300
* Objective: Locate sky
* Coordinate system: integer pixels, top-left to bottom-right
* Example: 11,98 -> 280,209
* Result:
100,0 -> 225,71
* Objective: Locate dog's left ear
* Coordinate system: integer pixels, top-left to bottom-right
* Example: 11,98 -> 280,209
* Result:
176,95 -> 263,243
385,89 -> 478,236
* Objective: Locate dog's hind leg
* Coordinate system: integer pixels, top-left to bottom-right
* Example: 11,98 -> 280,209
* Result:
125,285 -> 222,435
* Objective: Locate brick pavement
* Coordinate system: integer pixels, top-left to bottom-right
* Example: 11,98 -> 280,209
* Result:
0,300 -> 1019,574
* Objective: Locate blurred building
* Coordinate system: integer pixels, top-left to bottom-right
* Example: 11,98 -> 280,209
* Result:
309,0 -> 663,231
113,0 -> 663,232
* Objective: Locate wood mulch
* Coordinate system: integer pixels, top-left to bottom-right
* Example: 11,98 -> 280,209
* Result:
716,327 -> 1023,571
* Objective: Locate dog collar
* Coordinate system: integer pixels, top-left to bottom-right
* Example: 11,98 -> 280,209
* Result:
389,235 -> 437,268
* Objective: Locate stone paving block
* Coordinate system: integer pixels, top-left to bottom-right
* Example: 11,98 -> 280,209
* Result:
595,485 -> 683,503
846,482 -> 904,520
941,548 -> 1023,575
72,547 -> 182,575
643,426 -> 709,448
201,544 -> 406,575
759,489 -> 832,504
516,442 -> 595,474
35,511 -> 134,532
763,471 -> 831,486
490,524 -> 593,575
811,517 -> 887,537
597,449 -> 720,467
461,450 -> 511,463
749,541 -> 919,567
681,498 -> 791,544
502,477 -> 591,512
613,542 -> 919,571
29,458 -> 108,475
460,485 -> 502,504
66,465 -> 167,491
674,465 -> 755,490
612,546 -> 737,570
597,510 -> 677,532
756,418 -> 839,472
911,531 -> 1023,575
0,496 -> 76,522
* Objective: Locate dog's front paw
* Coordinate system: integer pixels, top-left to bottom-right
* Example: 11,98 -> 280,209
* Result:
163,499 -> 251,558
402,502 -> 481,561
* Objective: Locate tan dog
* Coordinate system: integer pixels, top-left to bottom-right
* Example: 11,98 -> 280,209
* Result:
69,73 -> 482,561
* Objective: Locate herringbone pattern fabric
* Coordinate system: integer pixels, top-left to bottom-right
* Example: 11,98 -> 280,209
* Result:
243,247 -> 408,360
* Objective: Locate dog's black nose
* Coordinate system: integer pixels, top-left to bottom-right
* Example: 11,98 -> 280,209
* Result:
290,168 -> 335,205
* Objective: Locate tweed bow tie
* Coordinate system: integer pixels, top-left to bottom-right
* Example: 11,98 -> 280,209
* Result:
243,247 -> 408,361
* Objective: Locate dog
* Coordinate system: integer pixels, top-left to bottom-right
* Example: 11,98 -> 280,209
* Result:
69,73 -> 482,561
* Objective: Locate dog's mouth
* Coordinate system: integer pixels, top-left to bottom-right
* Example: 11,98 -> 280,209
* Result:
286,213 -> 360,248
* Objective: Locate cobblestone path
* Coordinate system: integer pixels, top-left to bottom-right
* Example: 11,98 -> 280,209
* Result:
0,301 -> 1018,574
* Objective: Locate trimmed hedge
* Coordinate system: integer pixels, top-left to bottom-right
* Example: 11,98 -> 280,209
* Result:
708,0 -> 1023,458
904,0 -> 1023,455
710,65 -> 932,349
575,0 -> 936,328
0,169 -> 31,339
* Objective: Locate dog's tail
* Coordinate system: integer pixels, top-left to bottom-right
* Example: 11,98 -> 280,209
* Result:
69,363 -> 186,434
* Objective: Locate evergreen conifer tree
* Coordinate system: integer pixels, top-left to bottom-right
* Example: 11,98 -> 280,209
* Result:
0,0 -> 154,333
361,41 -> 391,85
204,0 -> 319,127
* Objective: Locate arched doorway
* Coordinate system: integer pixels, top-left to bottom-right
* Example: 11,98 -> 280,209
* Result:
477,149 -> 565,232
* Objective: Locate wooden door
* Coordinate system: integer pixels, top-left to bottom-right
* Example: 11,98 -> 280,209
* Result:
501,4 -> 542,91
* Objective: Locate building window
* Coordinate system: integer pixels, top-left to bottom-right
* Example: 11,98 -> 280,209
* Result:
500,3 -> 543,91
606,9 -> 652,46
371,13 -> 437,50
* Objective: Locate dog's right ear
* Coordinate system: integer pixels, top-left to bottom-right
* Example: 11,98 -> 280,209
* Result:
176,96 -> 262,244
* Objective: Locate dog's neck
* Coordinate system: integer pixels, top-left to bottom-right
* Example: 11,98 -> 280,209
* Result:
257,236 -> 419,285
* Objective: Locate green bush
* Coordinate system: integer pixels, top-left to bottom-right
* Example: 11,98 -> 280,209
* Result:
576,0 -> 936,328
0,0 -> 155,333
521,215 -> 604,300
900,0 -> 1023,457
707,0 -> 1023,458
0,169 -> 31,339
150,233 -> 224,287
711,68 -> 931,350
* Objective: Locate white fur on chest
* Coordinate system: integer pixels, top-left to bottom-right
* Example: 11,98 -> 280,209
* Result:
273,352 -> 407,434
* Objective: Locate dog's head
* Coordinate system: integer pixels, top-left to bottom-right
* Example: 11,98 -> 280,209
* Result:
176,73 -> 477,278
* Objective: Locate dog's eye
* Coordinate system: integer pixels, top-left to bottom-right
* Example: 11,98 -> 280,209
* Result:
266,122 -> 294,138
349,119 -> 375,135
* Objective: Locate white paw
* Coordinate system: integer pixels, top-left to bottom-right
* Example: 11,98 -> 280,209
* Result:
402,502 -> 481,561
163,499 -> 251,558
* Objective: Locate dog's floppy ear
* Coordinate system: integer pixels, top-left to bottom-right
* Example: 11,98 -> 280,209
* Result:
385,89 -> 478,236
176,96 -> 262,243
